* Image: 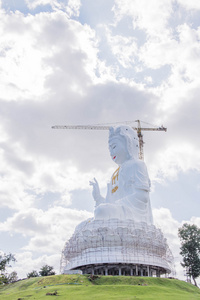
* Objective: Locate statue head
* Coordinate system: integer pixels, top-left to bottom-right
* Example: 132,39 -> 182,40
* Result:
109,125 -> 139,165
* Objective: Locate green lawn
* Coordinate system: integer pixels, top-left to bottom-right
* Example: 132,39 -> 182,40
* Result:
0,274 -> 199,300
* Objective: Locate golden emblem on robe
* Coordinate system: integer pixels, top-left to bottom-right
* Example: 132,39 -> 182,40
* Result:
112,167 -> 120,193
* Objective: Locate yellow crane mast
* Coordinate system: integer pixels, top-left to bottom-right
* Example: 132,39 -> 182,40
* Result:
52,120 -> 167,160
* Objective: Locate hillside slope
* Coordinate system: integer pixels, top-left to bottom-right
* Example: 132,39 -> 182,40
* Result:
0,274 -> 199,300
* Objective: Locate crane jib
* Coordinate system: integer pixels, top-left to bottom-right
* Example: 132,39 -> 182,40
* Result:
52,123 -> 167,160
52,125 -> 167,132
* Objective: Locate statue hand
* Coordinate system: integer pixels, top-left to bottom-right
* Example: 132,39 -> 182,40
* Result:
89,178 -> 100,200
89,178 -> 104,205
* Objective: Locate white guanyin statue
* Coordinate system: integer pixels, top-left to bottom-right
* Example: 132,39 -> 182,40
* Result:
61,125 -> 173,276
90,125 -> 153,224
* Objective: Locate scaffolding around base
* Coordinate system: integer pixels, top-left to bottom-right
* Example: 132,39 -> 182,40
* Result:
60,218 -> 174,277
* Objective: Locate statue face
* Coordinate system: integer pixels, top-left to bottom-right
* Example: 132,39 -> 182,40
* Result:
109,137 -> 129,165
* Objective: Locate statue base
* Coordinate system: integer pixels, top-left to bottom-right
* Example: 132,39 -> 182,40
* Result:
61,218 -> 173,277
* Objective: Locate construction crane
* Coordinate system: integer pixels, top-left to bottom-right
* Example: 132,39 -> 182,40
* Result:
52,120 -> 167,160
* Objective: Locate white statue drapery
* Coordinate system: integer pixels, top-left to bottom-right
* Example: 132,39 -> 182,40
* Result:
90,125 -> 153,224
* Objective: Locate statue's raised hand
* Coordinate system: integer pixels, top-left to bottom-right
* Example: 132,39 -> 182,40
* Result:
89,178 -> 100,200
89,178 -> 104,206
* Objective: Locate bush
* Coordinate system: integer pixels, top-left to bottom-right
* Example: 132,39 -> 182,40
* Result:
27,270 -> 39,278
39,265 -> 55,277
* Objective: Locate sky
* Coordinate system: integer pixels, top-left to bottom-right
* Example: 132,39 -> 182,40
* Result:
0,0 -> 200,282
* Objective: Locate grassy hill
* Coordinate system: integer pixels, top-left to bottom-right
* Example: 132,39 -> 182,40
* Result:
0,274 -> 200,300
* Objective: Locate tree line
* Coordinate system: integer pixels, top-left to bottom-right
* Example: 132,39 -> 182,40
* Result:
0,252 -> 55,284
27,265 -> 55,278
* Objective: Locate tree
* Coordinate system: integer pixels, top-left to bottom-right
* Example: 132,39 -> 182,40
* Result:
27,270 -> 39,278
0,253 -> 16,284
178,223 -> 200,287
0,253 -> 16,274
39,265 -> 55,277
7,271 -> 18,283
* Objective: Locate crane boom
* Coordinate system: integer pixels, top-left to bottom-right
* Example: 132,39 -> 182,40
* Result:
52,125 -> 111,130
52,121 -> 167,160
52,125 -> 167,132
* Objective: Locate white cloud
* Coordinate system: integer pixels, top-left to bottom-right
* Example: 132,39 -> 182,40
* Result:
178,0 -> 200,10
0,208 -> 49,235
25,0 -> 81,17
0,9 -> 104,102
1,206 -> 92,236
66,0 -> 81,17
150,144 -> 200,181
185,216 -> 200,227
25,0 -> 64,11
0,12 -> 52,101
0,206 -> 92,255
105,29 -> 138,68
153,208 -> 184,280
113,0 -> 173,35
138,23 -> 200,86
111,0 -> 200,99
1,206 -> 92,277
153,208 -> 180,243
144,76 -> 153,84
